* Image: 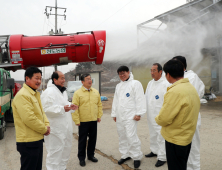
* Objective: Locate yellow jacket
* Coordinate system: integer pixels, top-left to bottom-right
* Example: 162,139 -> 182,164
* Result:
12,84 -> 49,142
155,78 -> 200,146
72,86 -> 103,125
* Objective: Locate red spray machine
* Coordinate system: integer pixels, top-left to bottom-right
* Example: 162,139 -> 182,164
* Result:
0,31 -> 106,71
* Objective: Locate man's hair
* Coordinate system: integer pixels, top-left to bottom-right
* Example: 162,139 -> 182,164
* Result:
163,60 -> 184,79
172,56 -> 187,69
153,63 -> 162,72
25,67 -> 42,82
117,66 -> 129,74
81,73 -> 91,81
51,71 -> 59,84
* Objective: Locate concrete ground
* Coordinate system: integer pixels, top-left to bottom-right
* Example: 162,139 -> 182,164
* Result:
0,101 -> 222,170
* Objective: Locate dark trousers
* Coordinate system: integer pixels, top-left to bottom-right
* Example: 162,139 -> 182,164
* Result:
78,121 -> 97,161
16,140 -> 43,170
165,140 -> 191,170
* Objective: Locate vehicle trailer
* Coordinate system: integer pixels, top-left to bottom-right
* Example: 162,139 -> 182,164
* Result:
0,69 -> 14,139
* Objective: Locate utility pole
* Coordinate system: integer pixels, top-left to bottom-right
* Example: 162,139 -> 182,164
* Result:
55,0 -> 58,35
44,0 -> 66,71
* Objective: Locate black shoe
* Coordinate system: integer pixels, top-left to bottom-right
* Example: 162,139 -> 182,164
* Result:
79,160 -> 86,167
134,160 -> 141,169
118,157 -> 131,165
88,157 -> 98,162
145,152 -> 157,157
155,160 -> 166,167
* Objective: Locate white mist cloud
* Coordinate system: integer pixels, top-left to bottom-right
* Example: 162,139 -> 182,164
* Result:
0,0 -> 186,80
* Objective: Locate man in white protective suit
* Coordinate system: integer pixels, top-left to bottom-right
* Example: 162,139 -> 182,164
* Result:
145,63 -> 170,167
41,71 -> 78,170
111,66 -> 146,169
173,56 -> 205,170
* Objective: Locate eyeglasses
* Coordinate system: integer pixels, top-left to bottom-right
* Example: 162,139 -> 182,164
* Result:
85,78 -> 92,81
150,70 -> 157,73
118,72 -> 127,76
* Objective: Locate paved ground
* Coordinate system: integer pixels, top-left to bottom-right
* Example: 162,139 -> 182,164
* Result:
0,101 -> 222,170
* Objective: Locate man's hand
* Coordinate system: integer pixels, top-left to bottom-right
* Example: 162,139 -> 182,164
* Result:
97,118 -> 101,123
76,124 -> 80,126
64,105 -> 71,112
133,115 -> 141,121
113,117 -> 116,122
70,104 -> 78,110
44,126 -> 50,136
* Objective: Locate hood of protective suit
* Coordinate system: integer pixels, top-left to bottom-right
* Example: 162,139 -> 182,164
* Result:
185,70 -> 195,79
47,79 -> 54,88
157,72 -> 166,82
184,70 -> 205,99
152,71 -> 167,83
120,72 -> 134,83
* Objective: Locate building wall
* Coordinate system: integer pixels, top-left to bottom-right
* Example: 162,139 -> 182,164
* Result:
90,72 -> 100,92
132,66 -> 152,93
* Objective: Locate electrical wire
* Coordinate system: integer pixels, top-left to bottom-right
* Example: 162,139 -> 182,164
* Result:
59,16 -> 63,29
60,20 -> 67,28
46,18 -> 49,35
94,0 -> 135,29
48,19 -> 55,28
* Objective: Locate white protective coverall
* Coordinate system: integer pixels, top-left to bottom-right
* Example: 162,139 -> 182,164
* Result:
41,80 -> 74,170
111,73 -> 146,160
185,70 -> 205,170
145,74 -> 170,161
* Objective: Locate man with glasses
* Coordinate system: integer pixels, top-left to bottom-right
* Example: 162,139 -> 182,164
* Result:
72,73 -> 103,167
111,66 -> 146,169
145,63 -> 170,167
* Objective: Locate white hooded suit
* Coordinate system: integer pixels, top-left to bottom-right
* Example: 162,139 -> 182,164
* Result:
111,73 -> 146,160
41,80 -> 74,170
145,74 -> 170,161
185,70 -> 205,170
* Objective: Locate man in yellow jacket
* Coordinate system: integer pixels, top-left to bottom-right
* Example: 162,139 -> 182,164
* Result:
12,67 -> 50,170
72,73 -> 103,167
155,60 -> 200,170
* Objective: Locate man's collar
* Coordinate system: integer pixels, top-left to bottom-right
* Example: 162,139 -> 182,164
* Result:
28,85 -> 36,92
154,76 -> 162,82
167,78 -> 188,91
23,83 -> 37,95
125,76 -> 130,81
54,84 -> 66,93
81,86 -> 92,91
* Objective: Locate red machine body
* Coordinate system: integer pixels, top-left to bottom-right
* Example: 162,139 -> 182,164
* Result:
6,31 -> 106,70
13,83 -> 22,97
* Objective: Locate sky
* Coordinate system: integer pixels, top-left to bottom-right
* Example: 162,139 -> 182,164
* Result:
0,0 -> 186,80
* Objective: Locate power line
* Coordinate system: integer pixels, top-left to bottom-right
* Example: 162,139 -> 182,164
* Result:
94,0 -> 135,29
